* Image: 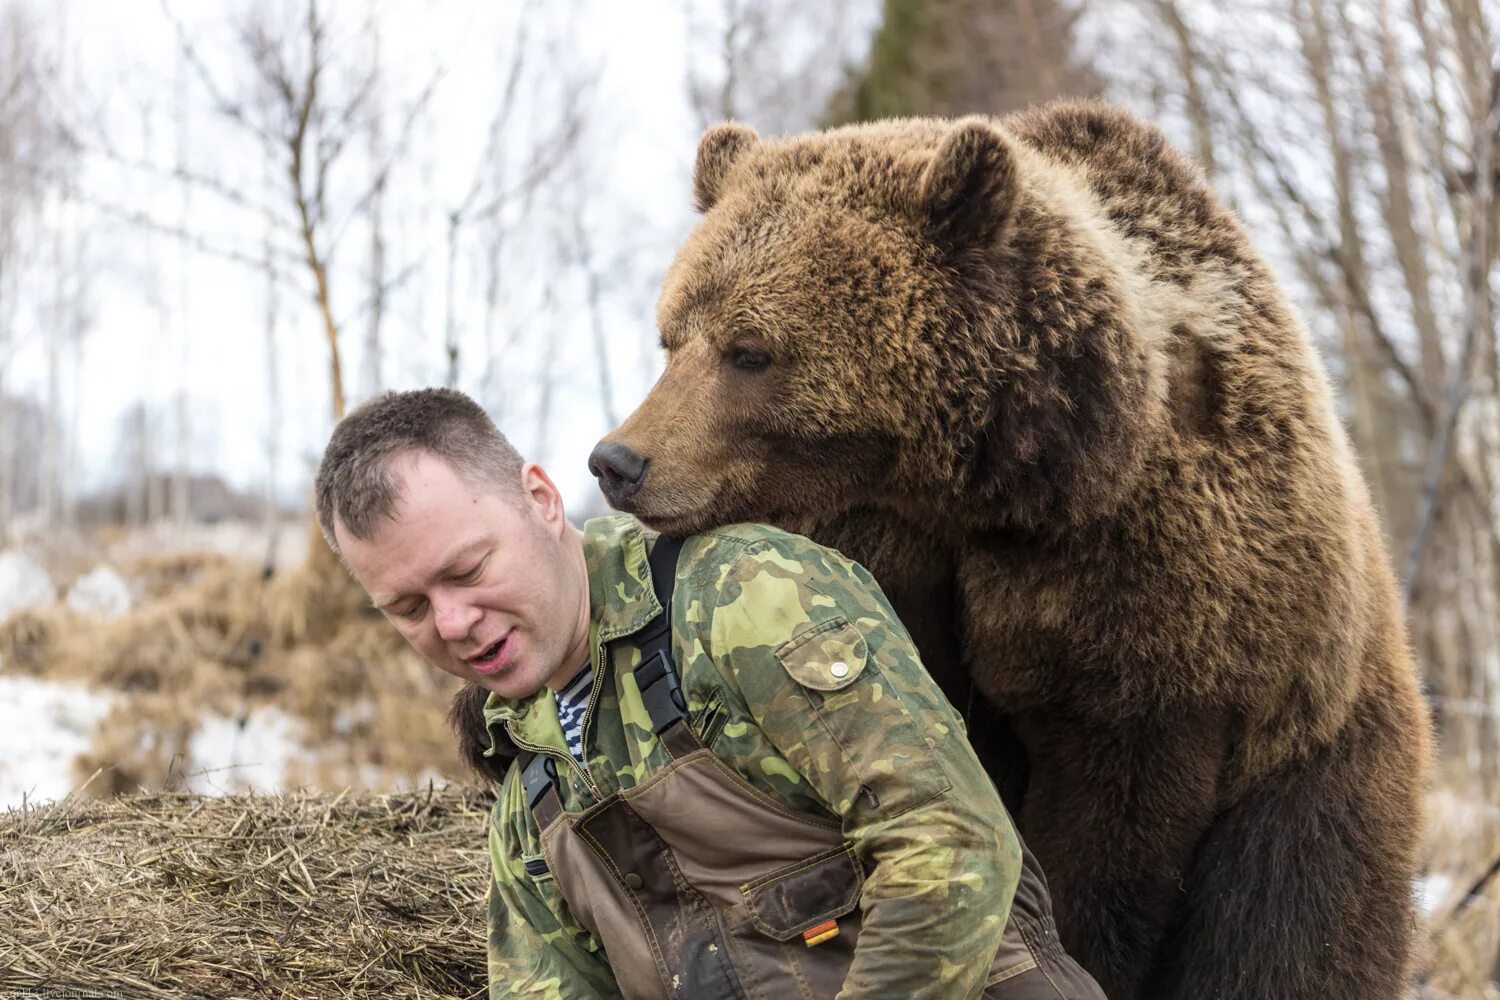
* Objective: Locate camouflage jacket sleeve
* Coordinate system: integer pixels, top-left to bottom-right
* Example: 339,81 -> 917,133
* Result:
486,775 -> 622,999
704,536 -> 1021,1000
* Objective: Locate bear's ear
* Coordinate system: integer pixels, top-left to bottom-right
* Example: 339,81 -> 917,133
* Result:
693,122 -> 759,213
919,117 -> 1018,250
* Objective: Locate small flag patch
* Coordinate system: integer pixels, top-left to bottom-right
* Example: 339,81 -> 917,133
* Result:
802,919 -> 839,947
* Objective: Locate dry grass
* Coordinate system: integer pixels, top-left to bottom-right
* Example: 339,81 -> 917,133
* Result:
0,784 -> 494,999
0,541 -> 468,796
1421,751 -> 1500,999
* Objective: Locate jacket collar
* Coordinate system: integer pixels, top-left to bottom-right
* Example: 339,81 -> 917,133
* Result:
479,515 -> 663,759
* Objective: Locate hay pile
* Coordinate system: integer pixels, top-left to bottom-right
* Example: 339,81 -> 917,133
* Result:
0,784 -> 495,999
0,533 -> 468,797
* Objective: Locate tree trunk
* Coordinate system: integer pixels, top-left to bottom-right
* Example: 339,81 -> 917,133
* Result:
1155,0 -> 1216,181
444,212 -> 460,389
263,150 -> 283,578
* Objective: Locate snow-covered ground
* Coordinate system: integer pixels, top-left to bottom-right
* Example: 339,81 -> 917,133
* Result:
0,524 -> 456,811
178,707 -> 307,798
0,675 -> 116,808
0,675 -> 452,810
0,550 -> 56,621
0,675 -> 314,810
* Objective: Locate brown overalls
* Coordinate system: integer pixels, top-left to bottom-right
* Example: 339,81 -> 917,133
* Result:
514,538 -> 1107,1000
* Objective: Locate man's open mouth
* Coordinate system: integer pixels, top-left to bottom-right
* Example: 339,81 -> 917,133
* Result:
469,631 -> 514,676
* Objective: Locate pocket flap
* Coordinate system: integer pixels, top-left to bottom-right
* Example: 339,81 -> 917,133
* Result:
776,618 -> 869,692
740,843 -> 864,941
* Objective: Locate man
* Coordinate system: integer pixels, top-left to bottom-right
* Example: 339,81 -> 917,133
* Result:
315,388 -> 1102,1000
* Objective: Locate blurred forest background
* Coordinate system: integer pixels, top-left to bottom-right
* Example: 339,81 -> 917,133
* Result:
0,0 -> 1497,994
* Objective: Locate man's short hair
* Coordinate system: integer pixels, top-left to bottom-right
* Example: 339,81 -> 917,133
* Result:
314,388 -> 524,555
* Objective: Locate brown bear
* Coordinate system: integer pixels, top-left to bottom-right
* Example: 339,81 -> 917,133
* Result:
581,101 -> 1433,1000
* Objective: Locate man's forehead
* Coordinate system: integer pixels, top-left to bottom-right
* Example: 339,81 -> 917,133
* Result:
385,448 -> 455,493
337,452 -> 494,594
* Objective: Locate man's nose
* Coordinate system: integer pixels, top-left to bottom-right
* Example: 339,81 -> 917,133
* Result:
433,598 -> 481,643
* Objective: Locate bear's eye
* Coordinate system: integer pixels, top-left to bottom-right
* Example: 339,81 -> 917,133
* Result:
726,345 -> 771,371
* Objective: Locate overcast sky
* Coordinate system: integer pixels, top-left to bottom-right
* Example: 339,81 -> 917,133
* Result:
2,0 -> 1363,524
6,0 -> 878,516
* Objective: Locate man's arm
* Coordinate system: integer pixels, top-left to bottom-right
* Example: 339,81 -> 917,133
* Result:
705,537 -> 1020,1000
485,781 -> 621,999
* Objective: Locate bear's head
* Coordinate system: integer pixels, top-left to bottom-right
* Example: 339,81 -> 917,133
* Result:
591,114 -> 1162,537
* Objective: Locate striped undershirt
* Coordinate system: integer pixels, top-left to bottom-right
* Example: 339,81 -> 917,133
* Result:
553,663 -> 594,763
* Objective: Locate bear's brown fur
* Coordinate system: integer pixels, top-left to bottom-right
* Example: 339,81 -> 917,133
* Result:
582,102 -> 1433,999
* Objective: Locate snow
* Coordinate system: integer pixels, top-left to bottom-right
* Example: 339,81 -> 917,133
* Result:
179,707 -> 307,797
66,565 -> 134,619
1418,873 -> 1454,917
0,675 -> 116,809
0,675 -> 314,809
0,549 -> 57,621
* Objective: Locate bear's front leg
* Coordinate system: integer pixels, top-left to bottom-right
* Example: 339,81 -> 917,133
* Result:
1012,705 -> 1228,1000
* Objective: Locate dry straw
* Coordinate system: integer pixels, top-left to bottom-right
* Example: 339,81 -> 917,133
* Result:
0,543 -> 467,795
0,782 -> 494,999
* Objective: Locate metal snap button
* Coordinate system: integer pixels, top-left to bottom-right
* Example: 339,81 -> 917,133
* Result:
830,661 -> 850,678
624,872 -> 644,890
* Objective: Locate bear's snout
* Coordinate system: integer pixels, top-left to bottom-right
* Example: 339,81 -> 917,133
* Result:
589,440 -> 650,505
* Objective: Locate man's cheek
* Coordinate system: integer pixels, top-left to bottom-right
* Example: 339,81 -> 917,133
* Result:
402,625 -> 441,662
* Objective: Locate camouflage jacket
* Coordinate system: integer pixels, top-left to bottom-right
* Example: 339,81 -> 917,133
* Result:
482,516 -> 1022,999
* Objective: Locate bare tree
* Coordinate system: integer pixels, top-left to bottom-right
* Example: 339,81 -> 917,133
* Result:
236,1 -> 365,422
1152,0 -> 1215,181
170,50 -> 192,528
442,2 -> 588,394
687,0 -> 876,134
556,164 -> 623,430
1098,0 -> 1500,989
361,18 -> 386,402
158,0 -> 442,424
37,8 -> 83,533
0,2 -> 51,541
262,139 -> 283,576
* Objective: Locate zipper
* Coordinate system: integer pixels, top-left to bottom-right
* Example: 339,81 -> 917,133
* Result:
573,635 -> 611,796
506,727 -> 601,801
548,598 -> 665,800
508,631 -> 612,802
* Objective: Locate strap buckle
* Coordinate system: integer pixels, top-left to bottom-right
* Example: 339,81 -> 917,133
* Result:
635,646 -> 688,734
520,752 -> 558,810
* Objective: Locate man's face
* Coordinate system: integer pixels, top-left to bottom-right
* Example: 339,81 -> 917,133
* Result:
335,450 -> 590,700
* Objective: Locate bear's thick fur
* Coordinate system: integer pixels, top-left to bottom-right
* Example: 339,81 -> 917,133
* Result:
584,102 -> 1432,999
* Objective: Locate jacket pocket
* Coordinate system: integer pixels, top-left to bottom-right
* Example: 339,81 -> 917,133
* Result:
776,616 -> 953,819
740,842 -> 864,941
692,691 -> 730,750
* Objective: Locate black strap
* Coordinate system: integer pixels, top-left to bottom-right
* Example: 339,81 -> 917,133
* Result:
648,534 -> 683,610
635,535 -> 687,734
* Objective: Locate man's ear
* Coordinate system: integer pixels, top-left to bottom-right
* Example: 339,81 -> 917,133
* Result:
520,462 -> 566,535
693,122 -> 758,213
918,117 -> 1018,250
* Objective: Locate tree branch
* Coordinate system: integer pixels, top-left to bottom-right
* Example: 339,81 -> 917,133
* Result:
1401,64 -> 1500,602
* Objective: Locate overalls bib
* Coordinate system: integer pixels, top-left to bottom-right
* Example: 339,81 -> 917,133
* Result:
515,539 -> 1105,1000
